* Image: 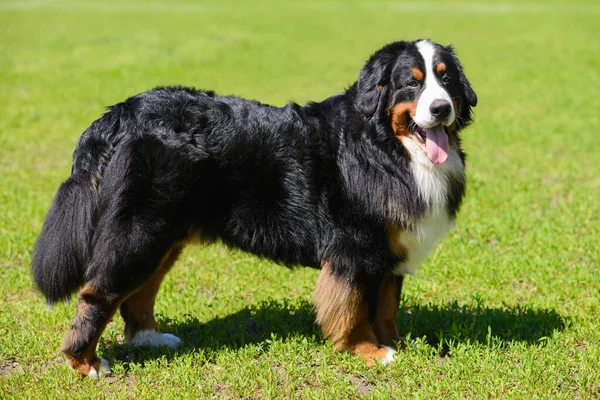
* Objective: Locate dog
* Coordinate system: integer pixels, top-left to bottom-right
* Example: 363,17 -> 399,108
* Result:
32,39 -> 477,377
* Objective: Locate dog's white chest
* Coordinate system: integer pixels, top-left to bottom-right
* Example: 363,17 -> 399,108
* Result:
392,142 -> 464,276
392,210 -> 453,276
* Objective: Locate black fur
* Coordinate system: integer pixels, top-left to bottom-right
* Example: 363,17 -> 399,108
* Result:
32,40 -> 477,328
32,176 -> 96,303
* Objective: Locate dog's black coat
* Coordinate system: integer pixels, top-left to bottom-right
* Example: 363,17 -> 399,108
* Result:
33,40 -> 476,325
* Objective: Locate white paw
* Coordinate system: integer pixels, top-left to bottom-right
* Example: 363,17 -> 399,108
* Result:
380,345 -> 396,365
160,333 -> 182,349
88,357 -> 111,378
129,330 -> 182,349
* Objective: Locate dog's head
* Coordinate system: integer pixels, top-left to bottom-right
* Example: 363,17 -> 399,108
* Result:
354,40 -> 477,164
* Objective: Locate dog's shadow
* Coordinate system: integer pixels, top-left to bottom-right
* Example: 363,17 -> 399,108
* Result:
102,298 -> 567,367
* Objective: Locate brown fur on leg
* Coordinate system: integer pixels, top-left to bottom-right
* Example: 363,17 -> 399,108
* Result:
120,243 -> 184,341
373,276 -> 403,347
61,284 -> 123,377
314,264 -> 391,365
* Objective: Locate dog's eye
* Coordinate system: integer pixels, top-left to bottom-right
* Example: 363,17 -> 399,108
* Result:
442,75 -> 452,85
407,80 -> 420,88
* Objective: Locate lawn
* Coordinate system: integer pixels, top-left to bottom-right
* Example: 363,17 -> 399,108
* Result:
1,0 -> 599,398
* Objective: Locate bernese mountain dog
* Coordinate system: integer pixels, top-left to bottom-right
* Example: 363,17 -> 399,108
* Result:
32,39 -> 477,377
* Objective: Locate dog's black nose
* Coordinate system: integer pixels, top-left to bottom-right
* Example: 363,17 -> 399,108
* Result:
430,100 -> 452,120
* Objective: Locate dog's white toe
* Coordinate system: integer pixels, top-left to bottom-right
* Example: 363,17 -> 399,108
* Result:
88,357 -> 111,378
380,345 -> 396,365
129,330 -> 182,349
161,333 -> 182,348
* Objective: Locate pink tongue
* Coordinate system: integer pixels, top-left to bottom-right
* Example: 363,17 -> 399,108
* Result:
425,126 -> 449,164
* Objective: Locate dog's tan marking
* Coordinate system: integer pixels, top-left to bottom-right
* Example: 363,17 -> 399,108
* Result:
314,263 -> 362,347
387,101 -> 418,138
63,240 -> 190,377
120,243 -> 184,340
345,316 -> 393,366
62,284 -> 122,377
314,263 -> 391,365
436,62 -> 446,75
412,68 -> 424,81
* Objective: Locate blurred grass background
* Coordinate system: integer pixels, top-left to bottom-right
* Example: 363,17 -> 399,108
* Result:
1,0 -> 599,398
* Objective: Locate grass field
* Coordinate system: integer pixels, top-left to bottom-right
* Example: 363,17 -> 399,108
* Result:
1,0 -> 599,398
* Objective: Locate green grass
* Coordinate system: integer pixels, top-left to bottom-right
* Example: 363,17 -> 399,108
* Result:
1,0 -> 599,398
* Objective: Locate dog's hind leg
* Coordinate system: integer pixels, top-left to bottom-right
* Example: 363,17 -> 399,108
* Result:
60,215 -> 184,377
119,243 -> 185,349
61,283 -> 124,377
60,136 -> 197,377
61,239 -> 178,378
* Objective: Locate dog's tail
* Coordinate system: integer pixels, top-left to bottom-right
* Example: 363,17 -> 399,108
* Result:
32,107 -> 125,304
32,172 -> 98,304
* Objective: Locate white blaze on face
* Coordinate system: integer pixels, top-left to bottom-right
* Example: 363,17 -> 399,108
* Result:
413,40 -> 455,128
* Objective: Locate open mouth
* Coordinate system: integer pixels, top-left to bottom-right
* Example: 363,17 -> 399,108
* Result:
409,121 -> 427,143
408,119 -> 449,165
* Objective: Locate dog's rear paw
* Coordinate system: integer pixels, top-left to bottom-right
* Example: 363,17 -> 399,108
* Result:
88,357 -> 112,378
66,355 -> 111,378
160,333 -> 182,348
129,330 -> 182,350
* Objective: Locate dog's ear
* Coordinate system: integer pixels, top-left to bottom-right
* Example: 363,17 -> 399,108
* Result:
356,57 -> 390,118
447,45 -> 477,107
